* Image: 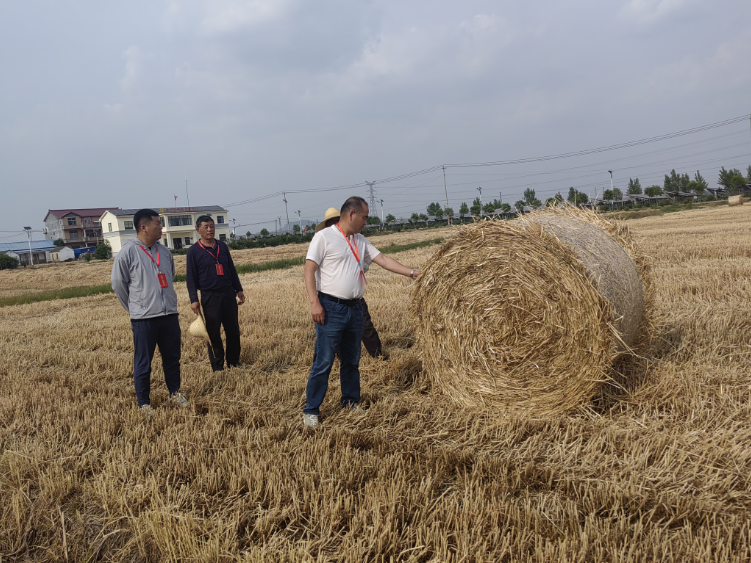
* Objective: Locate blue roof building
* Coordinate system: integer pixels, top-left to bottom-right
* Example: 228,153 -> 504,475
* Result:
0,240 -> 56,266
0,240 -> 56,253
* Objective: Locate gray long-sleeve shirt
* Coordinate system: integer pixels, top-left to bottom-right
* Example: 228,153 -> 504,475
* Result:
111,237 -> 178,320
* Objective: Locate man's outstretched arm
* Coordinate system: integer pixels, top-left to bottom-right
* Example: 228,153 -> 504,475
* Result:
371,253 -> 421,279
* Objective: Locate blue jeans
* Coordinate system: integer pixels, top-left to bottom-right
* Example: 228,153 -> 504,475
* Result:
131,314 -> 182,406
304,299 -> 364,415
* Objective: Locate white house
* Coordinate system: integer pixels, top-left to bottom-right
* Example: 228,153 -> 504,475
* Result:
50,247 -> 76,262
100,206 -> 232,254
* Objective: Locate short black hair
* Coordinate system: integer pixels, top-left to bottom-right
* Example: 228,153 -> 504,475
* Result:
341,196 -> 368,217
195,215 -> 214,229
133,209 -> 160,231
325,217 -> 340,228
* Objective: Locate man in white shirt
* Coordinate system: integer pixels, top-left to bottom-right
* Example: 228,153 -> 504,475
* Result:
315,207 -> 384,359
302,196 -> 421,429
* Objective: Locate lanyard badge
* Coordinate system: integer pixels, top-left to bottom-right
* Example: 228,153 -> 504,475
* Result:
139,245 -> 169,288
199,241 -> 224,276
336,224 -> 367,286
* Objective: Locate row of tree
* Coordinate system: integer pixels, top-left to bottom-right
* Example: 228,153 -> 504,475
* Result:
247,164 -> 751,234
411,165 -> 751,220
717,166 -> 751,192
612,165 -> 751,200
414,189 -> 558,222
248,164 -> 751,232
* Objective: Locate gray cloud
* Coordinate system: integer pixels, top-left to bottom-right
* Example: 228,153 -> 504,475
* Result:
1,0 -> 749,236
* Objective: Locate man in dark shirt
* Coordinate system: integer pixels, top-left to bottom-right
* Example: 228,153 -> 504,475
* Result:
186,215 -> 245,371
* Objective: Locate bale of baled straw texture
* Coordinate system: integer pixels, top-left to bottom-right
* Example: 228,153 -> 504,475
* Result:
411,208 -> 649,414
524,205 -> 654,346
728,195 -> 744,206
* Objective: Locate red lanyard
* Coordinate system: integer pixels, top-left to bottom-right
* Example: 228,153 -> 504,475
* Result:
198,240 -> 220,262
336,224 -> 367,285
336,224 -> 361,265
138,244 -> 161,272
138,243 -> 169,288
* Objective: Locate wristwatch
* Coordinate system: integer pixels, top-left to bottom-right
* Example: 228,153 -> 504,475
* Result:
410,269 -> 415,279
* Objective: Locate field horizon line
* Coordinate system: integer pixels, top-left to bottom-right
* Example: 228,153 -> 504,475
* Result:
0,238 -> 444,309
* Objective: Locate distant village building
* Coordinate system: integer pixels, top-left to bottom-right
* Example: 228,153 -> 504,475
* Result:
50,246 -> 76,262
44,208 -> 115,249
0,240 -> 57,266
664,191 -> 698,202
100,206 -> 231,254
493,208 -> 517,219
707,184 -> 751,199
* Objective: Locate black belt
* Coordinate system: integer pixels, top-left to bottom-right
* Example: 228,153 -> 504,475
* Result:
201,286 -> 234,294
318,292 -> 361,307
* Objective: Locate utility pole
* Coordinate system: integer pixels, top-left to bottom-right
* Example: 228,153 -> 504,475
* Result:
477,186 -> 483,217
231,218 -> 236,238
442,166 -> 450,225
282,192 -> 290,234
23,227 -> 34,267
609,170 -> 614,197
185,174 -> 191,210
278,216 -> 282,236
366,181 -> 377,212
296,210 -> 302,235
379,199 -> 385,226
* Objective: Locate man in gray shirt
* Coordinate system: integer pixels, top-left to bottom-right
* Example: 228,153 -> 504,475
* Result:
111,208 -> 189,419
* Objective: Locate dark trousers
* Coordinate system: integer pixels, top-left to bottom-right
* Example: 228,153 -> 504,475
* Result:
201,287 -> 241,371
361,299 -> 383,358
131,314 -> 181,406
304,299 -> 364,415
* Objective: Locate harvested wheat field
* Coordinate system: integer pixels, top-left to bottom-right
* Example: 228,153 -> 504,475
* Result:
1,205 -> 751,562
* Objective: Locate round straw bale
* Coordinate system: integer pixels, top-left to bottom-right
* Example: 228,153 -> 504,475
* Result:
411,212 -> 647,414
526,214 -> 644,350
525,206 -> 653,350
728,195 -> 744,206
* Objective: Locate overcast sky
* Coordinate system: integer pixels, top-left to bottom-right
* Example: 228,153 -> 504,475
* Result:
1,0 -> 750,241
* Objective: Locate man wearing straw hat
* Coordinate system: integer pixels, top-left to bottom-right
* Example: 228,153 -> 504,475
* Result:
315,207 -> 385,359
186,214 -> 245,372
111,208 -> 190,420
302,196 -> 421,429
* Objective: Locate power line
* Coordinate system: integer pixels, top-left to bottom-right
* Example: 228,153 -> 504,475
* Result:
375,153 -> 751,217
442,115 -> 750,169
222,114 -> 750,210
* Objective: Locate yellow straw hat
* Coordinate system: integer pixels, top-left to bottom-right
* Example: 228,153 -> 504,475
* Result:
315,207 -> 341,233
188,315 -> 210,342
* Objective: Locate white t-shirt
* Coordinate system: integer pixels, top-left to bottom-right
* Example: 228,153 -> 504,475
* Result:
307,225 -> 381,300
